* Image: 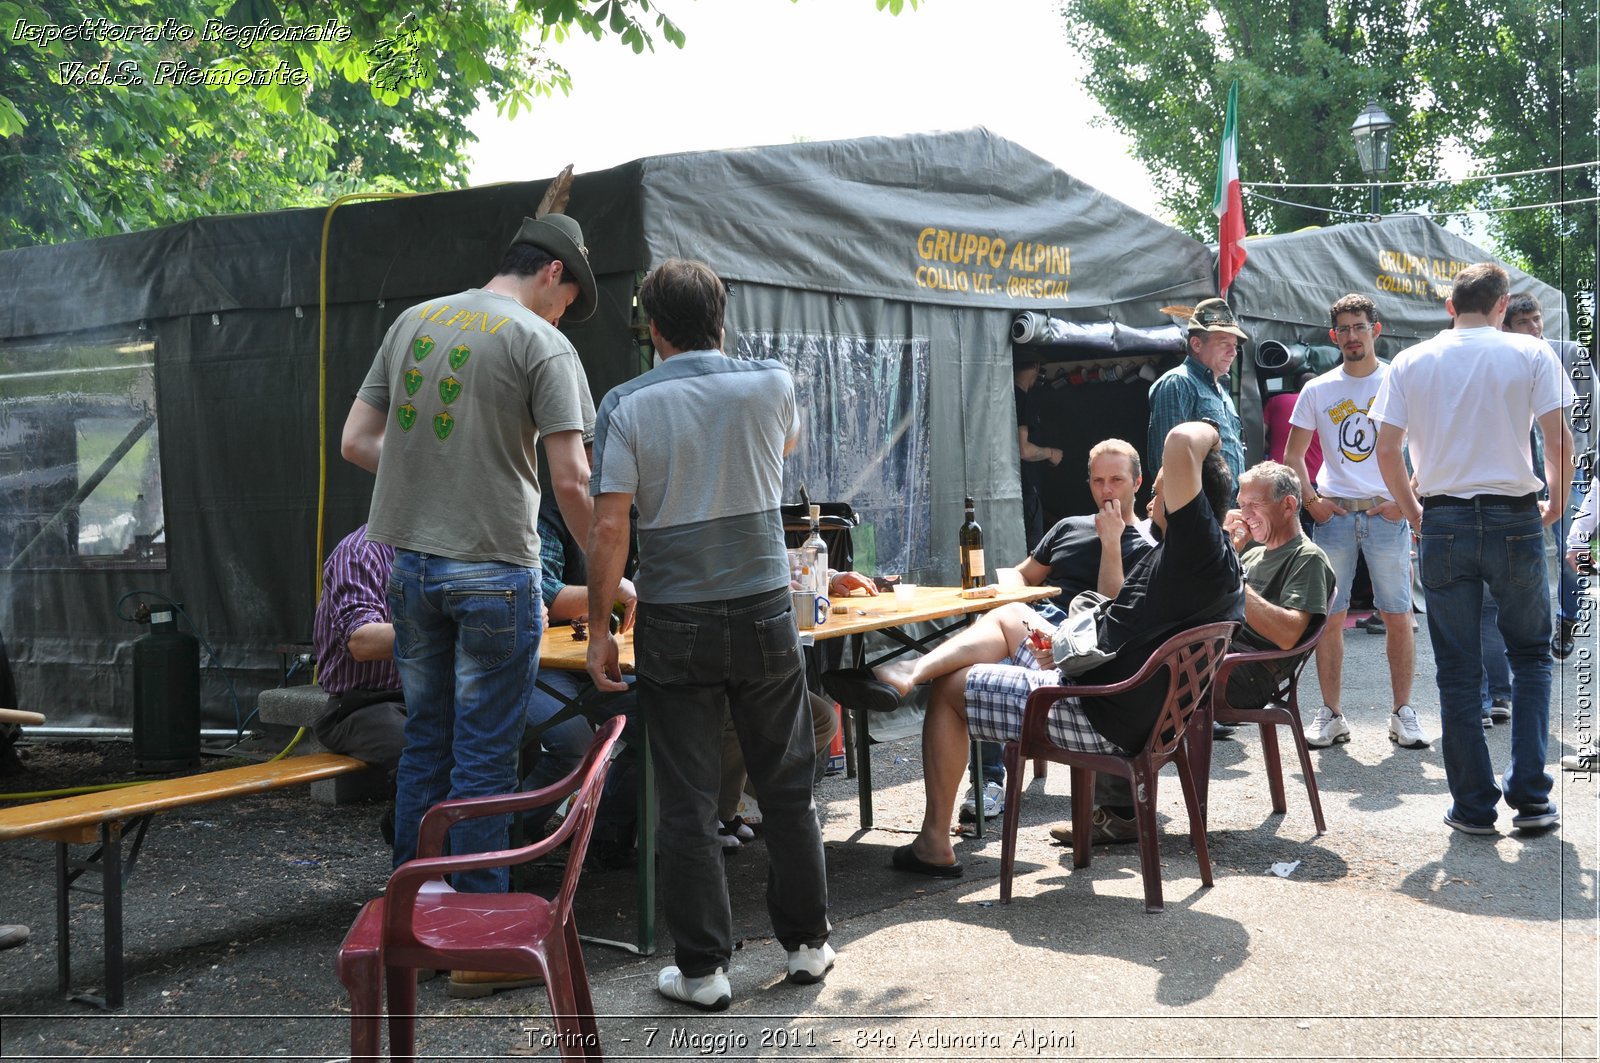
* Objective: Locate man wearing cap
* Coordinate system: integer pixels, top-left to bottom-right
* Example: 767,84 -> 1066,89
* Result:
341,213 -> 608,903
1284,293 -> 1427,750
1146,298 -> 1248,496
1373,263 -> 1572,836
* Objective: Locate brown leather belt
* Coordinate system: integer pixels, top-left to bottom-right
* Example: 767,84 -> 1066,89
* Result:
1327,495 -> 1386,513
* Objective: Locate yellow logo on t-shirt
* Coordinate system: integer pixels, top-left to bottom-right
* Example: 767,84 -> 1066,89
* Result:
1324,395 -> 1378,463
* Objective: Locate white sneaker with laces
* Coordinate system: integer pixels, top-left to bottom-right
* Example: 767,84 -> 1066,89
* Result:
658,966 -> 732,1012
1306,706 -> 1351,747
786,942 -> 836,984
1389,704 -> 1429,749
959,781 -> 1005,820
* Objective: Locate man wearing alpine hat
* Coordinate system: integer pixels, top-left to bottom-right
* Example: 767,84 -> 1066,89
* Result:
1147,298 -> 1249,499
341,212 -> 615,924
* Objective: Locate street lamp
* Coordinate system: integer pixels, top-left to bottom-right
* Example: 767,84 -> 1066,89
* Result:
1350,100 -> 1396,216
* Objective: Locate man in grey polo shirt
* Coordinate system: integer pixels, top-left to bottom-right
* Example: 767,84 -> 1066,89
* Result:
585,258 -> 831,1012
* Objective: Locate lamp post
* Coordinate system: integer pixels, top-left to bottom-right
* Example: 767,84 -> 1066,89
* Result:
1350,100 -> 1396,216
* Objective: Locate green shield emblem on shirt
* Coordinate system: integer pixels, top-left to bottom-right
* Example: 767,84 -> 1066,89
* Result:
449,344 -> 471,370
413,336 -> 435,361
396,403 -> 417,431
439,376 -> 462,405
403,368 -> 423,396
433,411 -> 454,441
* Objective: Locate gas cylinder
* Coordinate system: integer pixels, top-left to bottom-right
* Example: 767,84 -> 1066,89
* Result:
132,607 -> 200,771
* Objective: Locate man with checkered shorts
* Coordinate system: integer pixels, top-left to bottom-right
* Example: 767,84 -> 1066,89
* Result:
885,421 -> 1244,876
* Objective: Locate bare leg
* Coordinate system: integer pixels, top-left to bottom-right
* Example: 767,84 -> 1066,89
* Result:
876,603 -> 1042,695
911,669 -> 973,866
1316,610 -> 1348,714
1381,610 -> 1415,710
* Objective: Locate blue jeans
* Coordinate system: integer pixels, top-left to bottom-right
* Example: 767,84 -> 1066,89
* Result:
1418,500 -> 1553,825
1312,509 -> 1413,614
523,668 -> 638,837
636,586 -> 829,976
388,551 -> 543,893
1479,593 -> 1512,708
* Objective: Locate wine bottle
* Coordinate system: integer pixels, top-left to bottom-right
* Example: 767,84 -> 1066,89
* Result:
959,496 -> 985,589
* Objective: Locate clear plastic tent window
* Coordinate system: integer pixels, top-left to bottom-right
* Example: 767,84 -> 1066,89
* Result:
737,331 -> 932,578
0,336 -> 166,570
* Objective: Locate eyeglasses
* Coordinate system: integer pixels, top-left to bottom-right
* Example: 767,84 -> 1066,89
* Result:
1332,323 -> 1373,337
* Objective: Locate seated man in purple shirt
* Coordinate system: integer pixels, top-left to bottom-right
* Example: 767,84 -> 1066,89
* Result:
312,524 -> 406,771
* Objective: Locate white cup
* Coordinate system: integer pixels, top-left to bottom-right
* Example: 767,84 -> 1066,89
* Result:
996,567 -> 1024,589
893,583 -> 918,608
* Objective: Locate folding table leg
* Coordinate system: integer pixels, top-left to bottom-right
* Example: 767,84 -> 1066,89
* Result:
635,720 -> 656,955
102,822 -> 125,1009
55,843 -> 70,994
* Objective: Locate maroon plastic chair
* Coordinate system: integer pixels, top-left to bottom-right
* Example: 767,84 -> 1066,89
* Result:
336,715 -> 625,1062
1191,615 -> 1329,834
999,622 -> 1236,913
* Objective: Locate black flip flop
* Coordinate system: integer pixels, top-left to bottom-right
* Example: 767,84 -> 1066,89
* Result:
891,843 -> 964,878
821,668 -> 902,713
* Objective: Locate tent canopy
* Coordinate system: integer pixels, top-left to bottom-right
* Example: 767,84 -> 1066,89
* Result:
0,128 -> 1215,727
1226,214 -> 1570,350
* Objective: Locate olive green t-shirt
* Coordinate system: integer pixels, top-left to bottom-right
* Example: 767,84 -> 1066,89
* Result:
358,289 -> 594,566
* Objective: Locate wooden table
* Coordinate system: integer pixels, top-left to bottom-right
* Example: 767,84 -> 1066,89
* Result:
540,582 -> 1062,864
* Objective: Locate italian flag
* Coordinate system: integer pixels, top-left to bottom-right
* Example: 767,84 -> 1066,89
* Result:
1213,80 -> 1247,297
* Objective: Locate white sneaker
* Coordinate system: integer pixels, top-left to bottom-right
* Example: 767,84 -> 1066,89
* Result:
1388,705 -> 1429,749
720,816 -> 755,842
658,965 -> 731,1012
959,781 -> 1005,820
1306,706 -> 1351,748
785,942 -> 836,985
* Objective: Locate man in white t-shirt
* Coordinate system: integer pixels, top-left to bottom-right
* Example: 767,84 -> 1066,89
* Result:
1372,263 -> 1573,837
1284,293 -> 1425,751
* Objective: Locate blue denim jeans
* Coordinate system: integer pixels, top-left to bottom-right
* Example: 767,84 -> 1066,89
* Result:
1418,500 -> 1553,825
1479,593 -> 1512,708
1312,509 -> 1413,614
388,551 -> 543,893
636,586 -> 829,976
523,668 -> 637,837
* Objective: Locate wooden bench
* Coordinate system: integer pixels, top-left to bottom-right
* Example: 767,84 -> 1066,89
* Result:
0,752 -> 367,1008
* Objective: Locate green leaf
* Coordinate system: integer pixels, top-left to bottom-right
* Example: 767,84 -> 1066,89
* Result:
0,95 -> 26,137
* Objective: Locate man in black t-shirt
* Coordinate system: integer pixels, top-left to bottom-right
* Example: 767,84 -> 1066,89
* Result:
834,438 -> 1154,822
874,422 -> 1245,876
1019,438 -> 1155,608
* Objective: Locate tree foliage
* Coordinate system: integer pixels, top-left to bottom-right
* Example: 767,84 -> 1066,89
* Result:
1062,0 -> 1596,313
2,0 -> 916,250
